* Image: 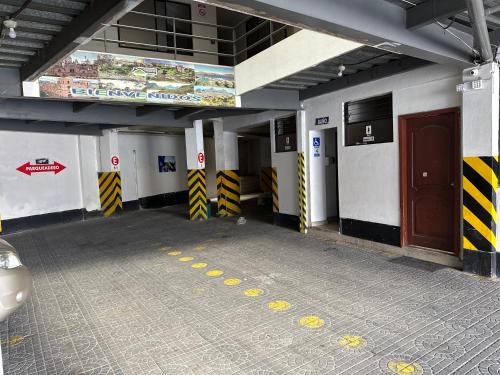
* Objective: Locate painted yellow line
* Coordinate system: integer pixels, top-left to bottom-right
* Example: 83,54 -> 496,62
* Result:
178,257 -> 194,262
167,251 -> 181,256
194,245 -> 206,251
159,246 -> 172,251
223,278 -> 242,286
268,300 -> 291,312
338,335 -> 367,349
463,176 -> 497,221
191,262 -> 208,269
387,360 -> 422,374
463,206 -> 496,247
244,288 -> 264,297
299,315 -> 325,328
206,269 -> 224,277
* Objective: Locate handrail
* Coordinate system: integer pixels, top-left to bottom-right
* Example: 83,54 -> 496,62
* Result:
93,9 -> 292,65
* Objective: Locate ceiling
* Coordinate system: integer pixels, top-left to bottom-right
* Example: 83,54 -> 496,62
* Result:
265,46 -> 417,91
0,0 -> 91,68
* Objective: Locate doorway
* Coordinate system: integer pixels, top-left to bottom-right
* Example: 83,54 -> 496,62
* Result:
399,108 -> 460,255
325,128 -> 339,226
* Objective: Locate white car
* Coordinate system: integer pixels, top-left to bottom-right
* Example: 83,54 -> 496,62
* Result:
0,238 -> 32,321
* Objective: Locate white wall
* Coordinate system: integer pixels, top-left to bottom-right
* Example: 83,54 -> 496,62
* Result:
0,132 -> 85,220
118,132 -> 188,202
304,64 -> 462,227
83,0 -> 219,65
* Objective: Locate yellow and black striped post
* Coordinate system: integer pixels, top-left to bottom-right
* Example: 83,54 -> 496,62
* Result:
98,172 -> 123,217
298,152 -> 307,234
217,170 -> 241,216
463,156 -> 498,276
272,167 -> 279,213
188,169 -> 207,220
260,167 -> 273,192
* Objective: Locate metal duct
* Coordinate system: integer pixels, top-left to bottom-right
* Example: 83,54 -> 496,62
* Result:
466,0 -> 493,62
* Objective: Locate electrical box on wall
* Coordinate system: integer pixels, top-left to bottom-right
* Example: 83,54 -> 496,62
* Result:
275,115 -> 297,153
344,93 -> 393,146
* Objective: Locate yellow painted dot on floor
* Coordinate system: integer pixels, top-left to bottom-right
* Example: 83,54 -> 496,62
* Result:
387,361 -> 422,375
268,300 -> 291,312
244,288 -> 264,297
224,278 -> 242,286
194,245 -> 206,251
338,335 -> 367,349
1,336 -> 25,346
178,257 -> 194,262
299,315 -> 325,329
159,246 -> 172,251
191,262 -> 208,269
167,251 -> 181,256
206,269 -> 224,277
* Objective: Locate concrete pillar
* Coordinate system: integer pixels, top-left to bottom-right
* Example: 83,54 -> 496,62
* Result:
97,129 -> 123,217
461,62 -> 499,277
185,120 -> 207,220
297,109 -> 308,233
214,119 -> 241,216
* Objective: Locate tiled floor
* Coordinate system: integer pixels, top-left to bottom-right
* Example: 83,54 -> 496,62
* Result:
2,205 -> 500,374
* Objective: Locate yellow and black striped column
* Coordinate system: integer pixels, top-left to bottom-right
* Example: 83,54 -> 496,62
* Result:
188,169 -> 207,220
298,152 -> 307,234
260,167 -> 273,192
272,167 -> 279,213
463,156 -> 498,276
217,170 -> 241,216
98,172 -> 123,217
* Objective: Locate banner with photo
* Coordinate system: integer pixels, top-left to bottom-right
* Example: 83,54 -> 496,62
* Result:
25,50 -> 236,107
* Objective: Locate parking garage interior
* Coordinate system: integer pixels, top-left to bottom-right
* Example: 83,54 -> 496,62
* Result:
2,0 -> 500,373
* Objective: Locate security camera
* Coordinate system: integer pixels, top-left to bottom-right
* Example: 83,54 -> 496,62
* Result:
470,68 -> 479,77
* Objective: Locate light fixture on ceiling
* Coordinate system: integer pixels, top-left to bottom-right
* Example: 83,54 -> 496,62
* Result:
337,64 -> 346,77
3,19 -> 17,39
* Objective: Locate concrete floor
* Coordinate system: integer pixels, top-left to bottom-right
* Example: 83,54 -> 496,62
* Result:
1,205 -> 500,374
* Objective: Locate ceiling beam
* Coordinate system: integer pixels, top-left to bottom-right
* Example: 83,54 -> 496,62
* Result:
136,105 -> 166,117
174,107 -> 207,120
72,102 -> 98,113
0,119 -> 102,135
189,109 -> 265,120
300,56 -> 431,100
406,0 -> 467,30
20,0 -> 144,81
0,98 -> 193,128
202,0 -> 474,66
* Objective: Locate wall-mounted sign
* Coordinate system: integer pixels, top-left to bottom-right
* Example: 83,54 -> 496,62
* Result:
315,116 -> 329,126
17,160 -> 66,176
197,152 -> 205,164
312,137 -> 321,157
275,115 -> 297,153
158,156 -> 176,173
111,155 -> 120,166
25,50 -> 236,108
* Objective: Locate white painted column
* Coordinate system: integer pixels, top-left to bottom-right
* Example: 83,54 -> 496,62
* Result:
185,120 -> 207,220
78,135 -> 100,213
185,120 -> 205,170
461,62 -> 499,277
98,129 -> 120,172
297,109 -> 309,233
213,119 -> 240,216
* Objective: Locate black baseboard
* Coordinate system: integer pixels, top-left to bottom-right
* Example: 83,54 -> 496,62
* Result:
464,248 -> 496,277
340,218 -> 400,247
123,200 -> 140,212
139,190 -> 188,209
1,209 -> 85,235
273,213 -> 300,231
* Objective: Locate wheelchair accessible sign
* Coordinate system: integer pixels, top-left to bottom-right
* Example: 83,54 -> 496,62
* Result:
312,137 -> 320,157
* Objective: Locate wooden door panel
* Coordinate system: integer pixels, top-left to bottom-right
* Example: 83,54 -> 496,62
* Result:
400,109 -> 460,254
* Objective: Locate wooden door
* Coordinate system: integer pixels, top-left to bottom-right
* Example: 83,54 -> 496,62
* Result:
400,108 -> 460,254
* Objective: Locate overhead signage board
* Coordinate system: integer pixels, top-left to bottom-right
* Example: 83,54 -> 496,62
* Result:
17,160 -> 66,176
24,50 -> 237,107
315,116 -> 329,126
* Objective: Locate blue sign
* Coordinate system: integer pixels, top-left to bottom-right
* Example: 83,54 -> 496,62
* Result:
313,137 -> 321,147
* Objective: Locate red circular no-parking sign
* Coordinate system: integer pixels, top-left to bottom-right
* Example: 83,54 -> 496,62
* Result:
197,152 -> 205,164
111,156 -> 120,166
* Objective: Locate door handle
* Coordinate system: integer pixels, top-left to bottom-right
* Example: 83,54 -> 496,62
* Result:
450,182 -> 455,187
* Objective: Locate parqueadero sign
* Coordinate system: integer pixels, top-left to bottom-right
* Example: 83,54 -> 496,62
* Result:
17,161 -> 66,176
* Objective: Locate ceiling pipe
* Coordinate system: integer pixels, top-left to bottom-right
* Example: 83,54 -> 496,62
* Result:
465,0 -> 493,62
